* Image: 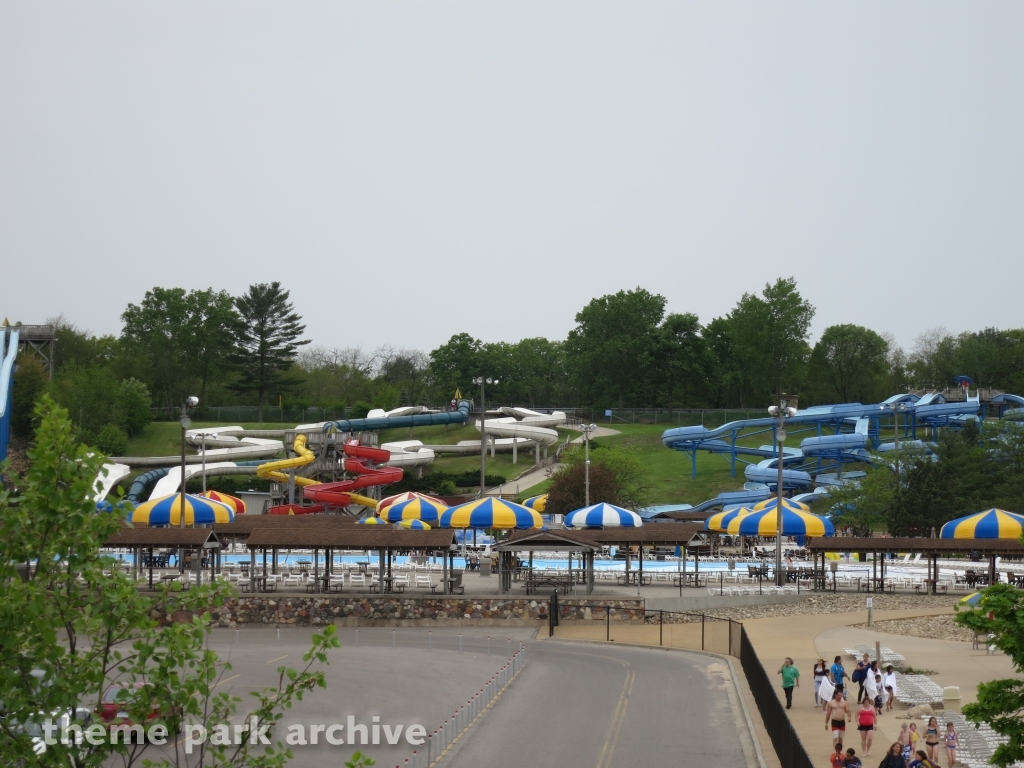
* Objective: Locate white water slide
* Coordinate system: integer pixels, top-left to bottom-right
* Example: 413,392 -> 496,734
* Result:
422,407 -> 565,456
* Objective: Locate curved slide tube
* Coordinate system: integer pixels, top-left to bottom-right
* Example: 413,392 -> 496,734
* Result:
256,433 -> 317,487
303,442 -> 403,510
0,327 -> 19,463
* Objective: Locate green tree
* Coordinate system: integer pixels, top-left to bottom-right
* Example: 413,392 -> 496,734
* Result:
808,324 -> 889,404
822,465 -> 898,536
887,457 -> 960,536
113,377 -> 153,436
546,443 -> 652,514
0,397 -> 340,766
656,313 -> 713,408
11,355 -> 48,438
122,288 -> 238,410
95,423 -> 129,455
232,282 -> 309,421
565,288 -> 666,408
954,584 -> 1024,767
428,333 -> 483,398
727,278 -> 815,407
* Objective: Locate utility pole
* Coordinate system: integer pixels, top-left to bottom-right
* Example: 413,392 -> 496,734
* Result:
768,396 -> 797,586
582,423 -> 597,506
472,377 -> 498,500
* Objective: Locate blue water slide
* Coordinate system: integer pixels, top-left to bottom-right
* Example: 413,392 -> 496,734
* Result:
326,399 -> 472,433
743,460 -> 814,489
992,394 -> 1024,419
799,433 -> 868,455
0,327 -> 20,463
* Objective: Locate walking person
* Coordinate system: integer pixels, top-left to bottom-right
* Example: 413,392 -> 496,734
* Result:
853,652 -> 870,702
873,673 -> 885,715
882,665 -> 898,712
844,747 -> 862,767
831,655 -> 847,697
898,724 -> 912,763
864,668 -> 879,714
814,658 -> 829,706
924,717 -> 941,763
878,741 -> 909,768
777,657 -> 800,709
857,697 -> 876,756
908,750 -> 938,768
825,688 -> 852,747
943,722 -> 958,768
830,742 -> 846,768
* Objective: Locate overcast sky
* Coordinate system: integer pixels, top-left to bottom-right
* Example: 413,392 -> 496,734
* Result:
2,2 -> 1022,353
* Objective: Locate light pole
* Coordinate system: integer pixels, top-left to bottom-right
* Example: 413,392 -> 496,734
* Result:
768,397 -> 797,586
179,396 -> 199,529
880,402 -> 907,484
472,377 -> 498,501
582,423 -> 597,506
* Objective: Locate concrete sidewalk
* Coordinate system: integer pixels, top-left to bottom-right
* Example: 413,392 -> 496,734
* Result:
744,606 -> 1021,765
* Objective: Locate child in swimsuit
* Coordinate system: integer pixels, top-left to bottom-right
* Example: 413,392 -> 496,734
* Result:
899,723 -> 912,761
944,722 -> 958,768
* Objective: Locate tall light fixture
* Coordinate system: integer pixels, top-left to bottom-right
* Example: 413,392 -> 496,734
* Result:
179,396 -> 199,529
472,377 -> 498,500
768,397 -> 797,586
582,423 -> 597,506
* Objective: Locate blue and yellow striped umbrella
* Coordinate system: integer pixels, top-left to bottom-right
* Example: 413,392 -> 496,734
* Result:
359,516 -> 387,525
704,506 -> 754,532
130,493 -> 234,526
727,507 -> 834,537
440,498 -> 543,530
940,509 -> 1024,539
397,518 -> 431,530
522,494 -> 548,513
380,496 -> 448,524
751,497 -> 810,514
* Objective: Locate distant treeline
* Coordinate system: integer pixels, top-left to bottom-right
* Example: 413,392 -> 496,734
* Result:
12,279 -> 1024,444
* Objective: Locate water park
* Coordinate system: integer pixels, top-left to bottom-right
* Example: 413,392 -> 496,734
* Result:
6,322 -> 1024,768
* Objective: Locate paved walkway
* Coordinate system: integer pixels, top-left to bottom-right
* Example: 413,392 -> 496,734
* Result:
744,606 -> 1021,765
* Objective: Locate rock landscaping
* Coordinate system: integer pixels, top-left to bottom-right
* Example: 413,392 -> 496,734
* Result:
852,614 -> 976,644
697,593 -> 960,622
206,596 -> 645,627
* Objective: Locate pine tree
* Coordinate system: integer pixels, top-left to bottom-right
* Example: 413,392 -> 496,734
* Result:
232,282 -> 309,421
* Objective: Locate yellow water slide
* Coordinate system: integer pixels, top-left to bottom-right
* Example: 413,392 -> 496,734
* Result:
256,434 -> 319,486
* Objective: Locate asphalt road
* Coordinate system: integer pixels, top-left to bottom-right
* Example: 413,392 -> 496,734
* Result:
99,627 -> 753,768
439,638 -> 755,768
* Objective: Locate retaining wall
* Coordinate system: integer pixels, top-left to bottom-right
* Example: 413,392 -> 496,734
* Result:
210,596 -> 645,627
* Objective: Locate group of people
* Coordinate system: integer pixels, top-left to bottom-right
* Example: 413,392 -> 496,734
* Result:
777,653 -> 958,768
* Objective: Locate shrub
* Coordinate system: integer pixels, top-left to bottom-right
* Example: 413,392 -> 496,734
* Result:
95,423 -> 129,456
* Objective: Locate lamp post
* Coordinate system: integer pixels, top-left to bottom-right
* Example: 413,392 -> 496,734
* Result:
179,396 -> 199,529
582,423 -> 597,506
880,402 -> 907,484
472,377 -> 498,501
768,397 -> 797,586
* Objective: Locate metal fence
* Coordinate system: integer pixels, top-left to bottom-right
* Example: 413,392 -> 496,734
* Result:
409,642 -> 527,767
738,626 -> 815,768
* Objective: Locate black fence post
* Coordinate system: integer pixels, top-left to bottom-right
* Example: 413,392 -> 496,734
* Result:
659,610 -> 663,646
606,611 -> 610,641
701,613 -> 705,650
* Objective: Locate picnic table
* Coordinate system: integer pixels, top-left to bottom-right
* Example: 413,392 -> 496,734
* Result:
616,572 -> 652,586
672,573 -> 705,588
524,573 -> 573,595
252,575 -> 276,593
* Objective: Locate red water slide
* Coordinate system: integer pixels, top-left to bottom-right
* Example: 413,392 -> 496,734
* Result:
302,440 -> 403,509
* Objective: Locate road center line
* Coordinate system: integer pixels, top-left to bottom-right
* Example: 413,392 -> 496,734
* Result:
595,669 -> 635,768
